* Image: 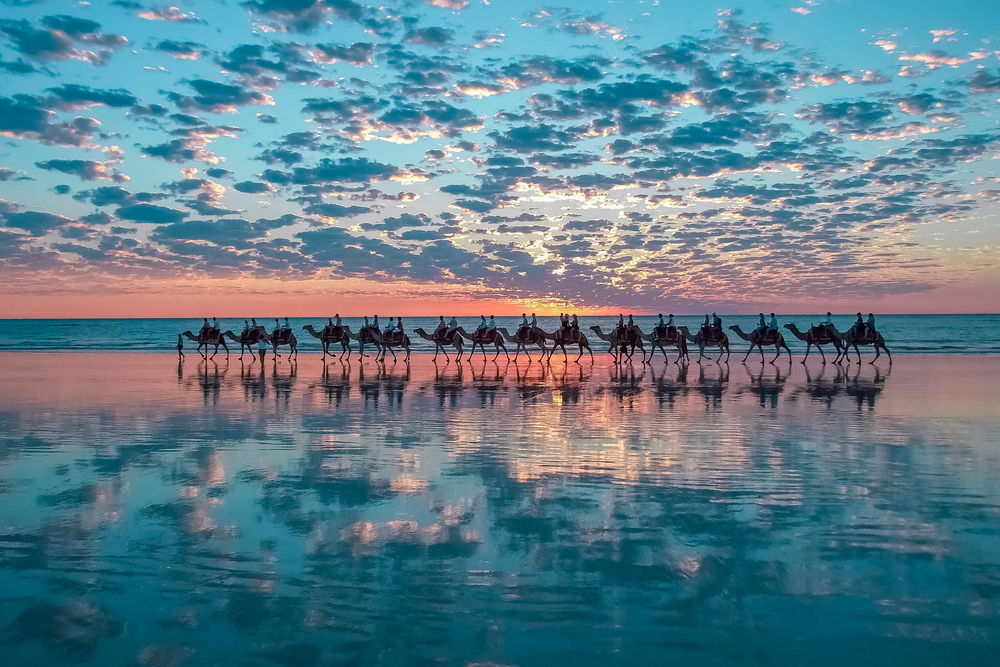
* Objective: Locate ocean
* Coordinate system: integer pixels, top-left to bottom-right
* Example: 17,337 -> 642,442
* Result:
1,353 -> 999,664
0,313 -> 997,354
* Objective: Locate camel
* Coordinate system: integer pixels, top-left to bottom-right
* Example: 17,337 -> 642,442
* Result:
784,323 -> 847,364
268,326 -> 298,360
454,327 -> 509,360
223,327 -> 266,360
728,325 -> 792,363
369,328 -> 412,362
497,326 -> 548,360
303,324 -> 351,360
640,325 -> 689,364
533,326 -> 594,362
589,325 -> 646,362
414,327 -> 463,361
677,325 -> 730,362
842,327 -> 892,365
181,329 -> 229,360
345,325 -> 381,358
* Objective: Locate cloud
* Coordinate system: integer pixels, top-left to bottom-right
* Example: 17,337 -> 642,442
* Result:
0,94 -> 100,146
233,180 -> 272,194
419,0 -> 468,8
277,157 -> 400,185
969,70 -> 1000,94
1,210 -> 73,235
403,27 -> 454,47
35,159 -> 128,182
114,203 -> 188,223
152,39 -> 204,60
167,79 -> 274,113
138,6 -> 203,23
0,15 -> 127,66
310,42 -> 374,65
44,83 -> 138,110
240,0 -> 367,33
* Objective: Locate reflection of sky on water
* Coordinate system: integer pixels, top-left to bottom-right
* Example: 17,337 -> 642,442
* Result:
1,354 -> 999,664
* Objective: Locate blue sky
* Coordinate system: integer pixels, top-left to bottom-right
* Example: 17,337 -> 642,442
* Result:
1,0 -> 999,316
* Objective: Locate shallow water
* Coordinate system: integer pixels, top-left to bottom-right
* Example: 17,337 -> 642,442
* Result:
1,313 -> 998,354
1,353 -> 999,665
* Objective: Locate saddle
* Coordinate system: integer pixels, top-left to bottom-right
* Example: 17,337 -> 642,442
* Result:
759,330 -> 779,345
516,327 -> 537,343
271,328 -> 292,344
808,325 -> 837,343
390,331 -> 405,345
478,329 -> 498,343
700,326 -> 723,343
434,329 -> 456,344
655,325 -> 678,342
855,328 -> 877,344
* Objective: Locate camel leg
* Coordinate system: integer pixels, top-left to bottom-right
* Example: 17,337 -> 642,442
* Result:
881,344 -> 892,365
854,343 -> 862,365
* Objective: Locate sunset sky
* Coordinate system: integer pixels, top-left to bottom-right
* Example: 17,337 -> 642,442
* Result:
1,0 -> 998,317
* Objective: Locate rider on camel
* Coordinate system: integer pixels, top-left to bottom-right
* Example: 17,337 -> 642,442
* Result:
756,313 -> 767,334
865,313 -> 877,338
530,313 -> 537,328
435,316 -> 447,339
447,316 -> 459,338
486,315 -> 497,338
475,315 -> 488,337
570,314 -> 579,341
616,314 -> 626,338
852,312 -> 865,337
519,313 -> 530,334
768,313 -> 779,335
396,317 -> 404,342
711,312 -> 722,333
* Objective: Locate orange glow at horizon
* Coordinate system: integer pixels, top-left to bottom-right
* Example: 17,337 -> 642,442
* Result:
0,275 -> 998,319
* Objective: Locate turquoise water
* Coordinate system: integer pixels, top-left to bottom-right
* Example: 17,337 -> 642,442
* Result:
1,353 -> 999,664
0,314 -> 998,354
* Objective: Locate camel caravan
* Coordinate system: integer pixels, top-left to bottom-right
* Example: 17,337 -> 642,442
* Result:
178,311 -> 890,365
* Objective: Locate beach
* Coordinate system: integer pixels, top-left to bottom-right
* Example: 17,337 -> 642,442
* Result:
1,352 -> 999,664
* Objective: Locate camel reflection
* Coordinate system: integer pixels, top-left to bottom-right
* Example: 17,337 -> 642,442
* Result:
650,362 -> 689,408
695,362 -> 729,409
797,363 -> 887,410
742,360 -> 790,408
171,357 -> 889,412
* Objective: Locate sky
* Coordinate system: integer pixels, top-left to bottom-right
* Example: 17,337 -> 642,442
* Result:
0,0 -> 998,318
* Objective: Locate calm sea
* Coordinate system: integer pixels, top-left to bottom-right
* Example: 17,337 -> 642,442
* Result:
0,314 -> 996,354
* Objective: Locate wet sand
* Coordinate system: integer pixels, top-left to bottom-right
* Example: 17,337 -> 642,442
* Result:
1,353 -> 999,664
